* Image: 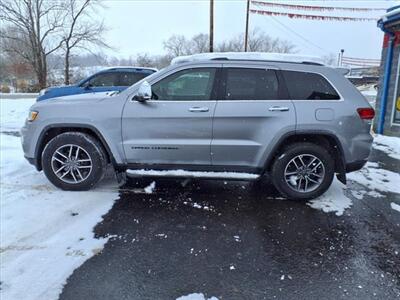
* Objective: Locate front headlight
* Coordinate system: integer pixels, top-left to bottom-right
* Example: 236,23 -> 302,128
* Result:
39,88 -> 48,96
27,111 -> 39,122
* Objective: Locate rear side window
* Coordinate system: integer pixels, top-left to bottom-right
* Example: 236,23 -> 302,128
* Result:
119,72 -> 149,86
282,71 -> 340,100
225,68 -> 279,100
87,72 -> 119,87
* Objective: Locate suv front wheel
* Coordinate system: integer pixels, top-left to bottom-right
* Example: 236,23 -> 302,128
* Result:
42,132 -> 107,191
271,142 -> 335,200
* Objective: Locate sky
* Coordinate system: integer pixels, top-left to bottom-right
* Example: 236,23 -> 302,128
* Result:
99,0 -> 397,60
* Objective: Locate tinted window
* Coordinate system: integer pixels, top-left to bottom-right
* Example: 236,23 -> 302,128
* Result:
88,73 -> 118,87
152,68 -> 216,101
119,72 -> 150,86
225,68 -> 279,100
282,71 -> 340,100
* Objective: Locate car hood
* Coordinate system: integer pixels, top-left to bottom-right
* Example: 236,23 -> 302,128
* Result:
45,85 -> 77,92
35,91 -> 114,106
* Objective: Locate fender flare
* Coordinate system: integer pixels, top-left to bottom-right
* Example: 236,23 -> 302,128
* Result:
35,123 -> 117,170
262,130 -> 347,184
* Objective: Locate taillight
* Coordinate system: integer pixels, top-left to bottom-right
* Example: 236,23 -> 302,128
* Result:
357,108 -> 375,120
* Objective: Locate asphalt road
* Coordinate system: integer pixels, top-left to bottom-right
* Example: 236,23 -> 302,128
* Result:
60,149 -> 400,300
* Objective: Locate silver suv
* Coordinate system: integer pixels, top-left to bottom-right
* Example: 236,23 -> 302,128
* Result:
21,53 -> 375,200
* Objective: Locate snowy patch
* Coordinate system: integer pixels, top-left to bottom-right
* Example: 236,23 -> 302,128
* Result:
144,181 -> 156,194
372,135 -> 400,160
0,130 -> 117,298
351,189 -> 384,200
127,169 -> 259,180
0,98 -> 35,131
183,199 -> 214,212
176,293 -> 219,300
347,162 -> 400,194
288,175 -> 297,186
391,202 -> 400,213
155,233 -> 168,239
307,179 -> 352,216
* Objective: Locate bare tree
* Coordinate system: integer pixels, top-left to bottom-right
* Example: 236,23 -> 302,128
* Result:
135,53 -> 154,67
216,28 -> 296,53
189,33 -> 209,54
163,35 -> 190,57
0,0 -> 65,89
61,0 -> 109,85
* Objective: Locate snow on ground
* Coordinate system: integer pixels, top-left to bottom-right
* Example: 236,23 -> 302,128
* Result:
0,98 -> 118,300
0,98 -> 35,131
144,181 -> 156,194
372,134 -> 400,160
176,293 -> 219,300
347,162 -> 400,194
391,202 -> 400,213
307,179 -> 352,216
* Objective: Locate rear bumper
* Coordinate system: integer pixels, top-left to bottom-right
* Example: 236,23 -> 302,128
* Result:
346,160 -> 367,173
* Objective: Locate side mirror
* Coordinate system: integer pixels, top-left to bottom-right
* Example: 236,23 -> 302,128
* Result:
133,81 -> 151,102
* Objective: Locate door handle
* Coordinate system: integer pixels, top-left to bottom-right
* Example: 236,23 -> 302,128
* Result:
189,107 -> 209,112
268,106 -> 289,112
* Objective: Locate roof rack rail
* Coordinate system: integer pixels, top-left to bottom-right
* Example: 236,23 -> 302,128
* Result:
171,52 -> 325,66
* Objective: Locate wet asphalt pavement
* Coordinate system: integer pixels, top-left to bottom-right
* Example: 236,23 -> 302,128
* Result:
60,148 -> 400,300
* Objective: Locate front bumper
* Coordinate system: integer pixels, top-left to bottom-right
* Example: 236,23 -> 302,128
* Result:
21,120 -> 42,170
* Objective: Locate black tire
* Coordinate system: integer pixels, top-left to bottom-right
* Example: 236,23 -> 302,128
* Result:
42,132 -> 107,191
271,142 -> 335,200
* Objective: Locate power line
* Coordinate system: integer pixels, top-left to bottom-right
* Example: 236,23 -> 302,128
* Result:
253,3 -> 331,55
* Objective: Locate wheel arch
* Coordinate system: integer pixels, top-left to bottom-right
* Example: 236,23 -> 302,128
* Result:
35,124 -> 116,171
262,131 -> 347,183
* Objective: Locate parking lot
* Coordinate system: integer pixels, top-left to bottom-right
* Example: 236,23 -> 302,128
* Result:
58,149 -> 399,300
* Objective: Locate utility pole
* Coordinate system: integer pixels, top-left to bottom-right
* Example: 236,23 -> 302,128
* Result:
244,0 -> 250,52
209,0 -> 214,52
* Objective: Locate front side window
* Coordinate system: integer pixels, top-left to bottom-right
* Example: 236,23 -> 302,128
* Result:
119,72 -> 149,86
282,70 -> 340,100
87,73 -> 119,87
152,68 -> 216,101
224,68 -> 279,100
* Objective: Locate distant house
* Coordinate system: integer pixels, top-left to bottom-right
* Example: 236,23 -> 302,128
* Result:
375,6 -> 400,136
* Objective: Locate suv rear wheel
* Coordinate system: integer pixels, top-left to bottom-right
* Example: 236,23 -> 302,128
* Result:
271,142 -> 334,200
42,132 -> 107,191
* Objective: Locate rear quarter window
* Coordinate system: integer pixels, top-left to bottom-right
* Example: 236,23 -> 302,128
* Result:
282,70 -> 340,100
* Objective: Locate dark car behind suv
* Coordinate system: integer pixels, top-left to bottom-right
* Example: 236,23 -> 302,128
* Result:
37,67 -> 157,101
